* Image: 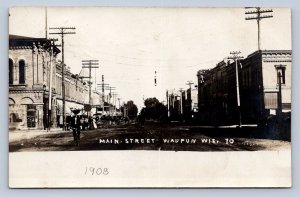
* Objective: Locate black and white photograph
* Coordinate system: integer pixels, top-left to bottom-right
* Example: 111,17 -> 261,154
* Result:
8,7 -> 292,188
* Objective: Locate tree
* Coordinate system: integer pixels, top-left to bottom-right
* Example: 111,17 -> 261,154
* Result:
143,97 -> 167,121
126,100 -> 138,119
144,97 -> 159,108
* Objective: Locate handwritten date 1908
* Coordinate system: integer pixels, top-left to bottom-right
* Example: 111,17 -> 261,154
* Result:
85,167 -> 109,176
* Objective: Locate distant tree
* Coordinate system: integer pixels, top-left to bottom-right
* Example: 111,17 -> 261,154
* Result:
143,97 -> 167,121
126,100 -> 138,119
144,97 -> 159,108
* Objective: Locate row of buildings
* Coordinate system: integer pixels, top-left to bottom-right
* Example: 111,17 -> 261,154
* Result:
9,35 -> 113,130
166,88 -> 198,121
9,34 -> 292,129
167,49 -> 292,126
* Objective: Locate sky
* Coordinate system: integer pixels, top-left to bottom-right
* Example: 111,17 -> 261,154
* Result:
9,7 -> 292,110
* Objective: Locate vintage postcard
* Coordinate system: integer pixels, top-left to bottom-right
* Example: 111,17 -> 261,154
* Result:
8,7 -> 292,188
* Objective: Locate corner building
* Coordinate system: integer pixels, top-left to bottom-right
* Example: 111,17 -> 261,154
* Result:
197,50 -> 292,125
9,35 -> 60,130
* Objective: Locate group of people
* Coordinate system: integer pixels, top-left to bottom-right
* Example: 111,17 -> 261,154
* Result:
94,115 -> 130,127
68,112 -> 135,146
68,113 -> 97,146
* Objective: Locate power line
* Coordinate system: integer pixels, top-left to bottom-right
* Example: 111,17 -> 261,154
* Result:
245,7 -> 273,50
49,26 -> 76,130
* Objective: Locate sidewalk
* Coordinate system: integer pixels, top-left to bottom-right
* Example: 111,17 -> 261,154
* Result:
187,124 -> 258,129
9,128 -> 69,143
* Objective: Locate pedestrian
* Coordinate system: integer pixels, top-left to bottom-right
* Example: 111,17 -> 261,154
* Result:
59,115 -> 63,128
93,117 -> 97,129
70,113 -> 81,146
84,116 -> 89,130
80,115 -> 84,130
66,115 -> 71,130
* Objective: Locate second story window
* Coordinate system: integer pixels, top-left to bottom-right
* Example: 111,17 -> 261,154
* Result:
275,64 -> 286,85
19,60 -> 26,84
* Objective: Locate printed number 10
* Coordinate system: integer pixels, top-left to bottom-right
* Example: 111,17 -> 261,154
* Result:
225,138 -> 234,144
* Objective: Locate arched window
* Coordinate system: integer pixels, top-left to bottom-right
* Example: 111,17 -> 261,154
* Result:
19,60 -> 25,84
9,59 -> 13,84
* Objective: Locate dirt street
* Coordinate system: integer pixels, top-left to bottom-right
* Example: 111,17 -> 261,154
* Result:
9,122 -> 290,152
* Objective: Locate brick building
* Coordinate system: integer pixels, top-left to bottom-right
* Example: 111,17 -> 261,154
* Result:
9,35 -> 103,130
9,35 -> 60,130
166,88 -> 198,122
166,89 -> 181,120
197,50 -> 292,125
185,88 -> 198,120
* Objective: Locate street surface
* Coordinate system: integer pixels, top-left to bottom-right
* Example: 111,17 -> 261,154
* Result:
9,122 -> 290,152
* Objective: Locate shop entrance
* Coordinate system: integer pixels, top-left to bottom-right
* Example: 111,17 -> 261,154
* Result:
27,105 -> 36,128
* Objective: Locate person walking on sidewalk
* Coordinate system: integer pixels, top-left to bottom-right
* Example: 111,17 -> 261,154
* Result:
70,113 -> 81,146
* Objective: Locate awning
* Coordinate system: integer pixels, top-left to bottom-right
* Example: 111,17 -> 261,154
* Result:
56,100 -> 81,115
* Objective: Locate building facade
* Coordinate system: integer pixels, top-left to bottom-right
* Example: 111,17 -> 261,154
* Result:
9,35 -> 60,130
166,88 -> 198,122
9,35 -> 104,130
197,50 -> 292,125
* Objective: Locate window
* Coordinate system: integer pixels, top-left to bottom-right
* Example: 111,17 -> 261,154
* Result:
278,68 -> 286,84
19,60 -> 26,84
274,65 -> 286,85
264,92 -> 278,109
9,59 -> 13,84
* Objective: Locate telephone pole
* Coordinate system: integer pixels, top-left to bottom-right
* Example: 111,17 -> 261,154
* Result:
186,81 -> 194,115
186,81 -> 194,90
117,98 -> 121,110
104,86 -> 116,115
48,38 -> 61,131
245,7 -> 273,50
97,75 -> 109,114
228,51 -> 244,127
166,90 -> 170,117
81,60 -> 99,108
178,88 -> 184,115
112,93 -> 119,113
49,27 -> 76,130
275,65 -> 285,115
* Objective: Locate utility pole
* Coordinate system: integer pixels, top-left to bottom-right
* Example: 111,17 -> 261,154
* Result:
45,8 -> 48,39
228,51 -> 244,127
106,86 -> 116,115
102,75 -> 105,109
186,81 -> 194,90
178,88 -> 184,115
275,65 -> 285,115
49,27 -> 76,131
48,38 -> 60,131
112,93 -> 118,113
94,68 -> 98,91
97,75 -> 109,114
117,98 -> 121,110
166,90 -> 170,117
186,81 -> 194,117
81,60 -> 99,109
245,7 -> 273,51
154,70 -> 157,86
